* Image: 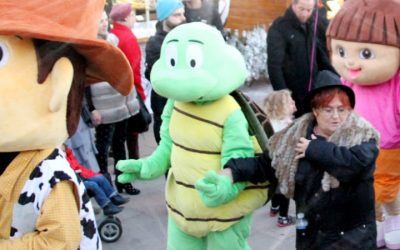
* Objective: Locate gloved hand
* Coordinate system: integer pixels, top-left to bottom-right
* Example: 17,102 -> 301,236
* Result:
195,170 -> 243,208
116,159 -> 143,183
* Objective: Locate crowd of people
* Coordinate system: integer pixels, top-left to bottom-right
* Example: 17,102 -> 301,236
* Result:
66,0 -> 400,249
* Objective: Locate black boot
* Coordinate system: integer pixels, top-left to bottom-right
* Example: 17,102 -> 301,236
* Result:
118,183 -> 140,195
111,194 -> 130,206
115,182 -> 124,193
103,202 -> 123,215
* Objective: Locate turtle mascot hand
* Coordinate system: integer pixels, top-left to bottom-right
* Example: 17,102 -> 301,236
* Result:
116,142 -> 172,182
116,159 -> 142,183
195,170 -> 246,207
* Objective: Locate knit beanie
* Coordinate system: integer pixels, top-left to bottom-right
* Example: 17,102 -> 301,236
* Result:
156,0 -> 184,21
326,0 -> 400,51
110,3 -> 132,21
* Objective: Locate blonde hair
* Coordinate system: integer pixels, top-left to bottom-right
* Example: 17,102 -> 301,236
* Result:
263,89 -> 293,120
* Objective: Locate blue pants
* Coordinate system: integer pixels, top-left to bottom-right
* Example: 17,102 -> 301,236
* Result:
84,175 -> 117,208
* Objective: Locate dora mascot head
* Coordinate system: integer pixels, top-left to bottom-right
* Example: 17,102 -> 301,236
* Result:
326,0 -> 400,85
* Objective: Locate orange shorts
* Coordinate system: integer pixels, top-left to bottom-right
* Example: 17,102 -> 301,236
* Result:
374,148 -> 400,203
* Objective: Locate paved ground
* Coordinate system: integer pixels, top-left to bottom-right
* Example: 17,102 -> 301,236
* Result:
101,81 -> 297,250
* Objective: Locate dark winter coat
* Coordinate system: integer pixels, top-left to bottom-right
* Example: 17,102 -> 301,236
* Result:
184,0 -> 223,32
267,7 -> 335,116
226,122 -> 378,249
145,22 -> 168,143
145,22 -> 167,81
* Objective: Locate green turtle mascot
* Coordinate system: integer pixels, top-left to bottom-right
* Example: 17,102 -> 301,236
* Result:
117,22 -> 270,249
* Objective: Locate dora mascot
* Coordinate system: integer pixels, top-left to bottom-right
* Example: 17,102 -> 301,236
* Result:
327,0 -> 400,248
0,0 -> 133,249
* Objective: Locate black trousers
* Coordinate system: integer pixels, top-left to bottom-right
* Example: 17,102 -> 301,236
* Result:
271,193 -> 290,217
95,119 -> 128,182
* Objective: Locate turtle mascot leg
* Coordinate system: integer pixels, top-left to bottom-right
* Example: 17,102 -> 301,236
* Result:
167,214 -> 252,250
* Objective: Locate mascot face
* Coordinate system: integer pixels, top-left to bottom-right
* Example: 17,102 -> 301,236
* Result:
331,39 -> 400,85
0,35 -> 73,152
150,22 -> 248,103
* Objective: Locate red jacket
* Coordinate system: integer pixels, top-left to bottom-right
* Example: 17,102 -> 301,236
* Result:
66,148 -> 99,179
111,22 -> 145,100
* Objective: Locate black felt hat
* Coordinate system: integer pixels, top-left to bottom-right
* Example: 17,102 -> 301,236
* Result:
305,70 -> 355,112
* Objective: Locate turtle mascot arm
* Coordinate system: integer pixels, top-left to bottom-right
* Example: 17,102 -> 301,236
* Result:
117,100 -> 174,182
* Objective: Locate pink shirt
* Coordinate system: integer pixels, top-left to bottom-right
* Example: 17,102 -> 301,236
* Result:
342,70 -> 400,149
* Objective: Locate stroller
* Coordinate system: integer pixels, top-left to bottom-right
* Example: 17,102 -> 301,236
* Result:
87,188 -> 124,243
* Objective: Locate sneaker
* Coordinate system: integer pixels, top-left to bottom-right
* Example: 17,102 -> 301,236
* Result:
270,206 -> 279,217
111,194 -> 130,206
103,202 -> 123,216
277,216 -> 295,227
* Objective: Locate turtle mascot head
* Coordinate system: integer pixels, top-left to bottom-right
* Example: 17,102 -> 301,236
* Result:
150,22 -> 248,103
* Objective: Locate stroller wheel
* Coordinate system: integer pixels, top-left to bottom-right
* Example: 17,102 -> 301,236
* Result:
98,217 -> 122,243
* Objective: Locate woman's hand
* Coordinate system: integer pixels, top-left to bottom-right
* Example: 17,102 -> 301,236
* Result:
218,168 -> 234,183
295,134 -> 317,160
91,110 -> 102,126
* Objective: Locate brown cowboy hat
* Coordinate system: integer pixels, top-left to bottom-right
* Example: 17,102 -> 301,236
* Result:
0,0 -> 133,95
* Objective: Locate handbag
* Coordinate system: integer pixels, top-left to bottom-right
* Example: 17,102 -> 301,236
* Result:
128,95 -> 152,133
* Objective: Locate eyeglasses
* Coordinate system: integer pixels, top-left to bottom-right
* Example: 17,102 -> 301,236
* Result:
319,107 -> 349,116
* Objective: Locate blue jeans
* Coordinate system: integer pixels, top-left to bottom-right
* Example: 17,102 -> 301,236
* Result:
84,175 -> 117,208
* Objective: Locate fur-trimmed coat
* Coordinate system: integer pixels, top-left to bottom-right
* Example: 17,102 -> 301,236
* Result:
225,112 -> 379,249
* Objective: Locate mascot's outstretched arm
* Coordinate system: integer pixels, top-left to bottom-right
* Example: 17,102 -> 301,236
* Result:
117,99 -> 174,182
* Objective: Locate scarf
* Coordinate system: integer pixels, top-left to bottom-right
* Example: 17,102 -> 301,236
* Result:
268,112 -> 380,198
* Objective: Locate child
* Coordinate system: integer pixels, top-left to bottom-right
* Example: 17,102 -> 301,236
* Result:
63,144 -> 130,215
263,89 -> 297,227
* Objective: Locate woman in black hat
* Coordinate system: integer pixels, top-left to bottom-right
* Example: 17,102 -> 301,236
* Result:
196,70 -> 380,249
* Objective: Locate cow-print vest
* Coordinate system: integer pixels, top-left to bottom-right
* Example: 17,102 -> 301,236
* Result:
11,149 -> 101,250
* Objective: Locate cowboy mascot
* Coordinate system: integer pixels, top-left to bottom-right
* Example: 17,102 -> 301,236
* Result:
0,0 -> 133,249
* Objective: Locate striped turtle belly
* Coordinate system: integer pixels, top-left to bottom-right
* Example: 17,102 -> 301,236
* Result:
166,155 -> 269,237
166,98 -> 268,236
